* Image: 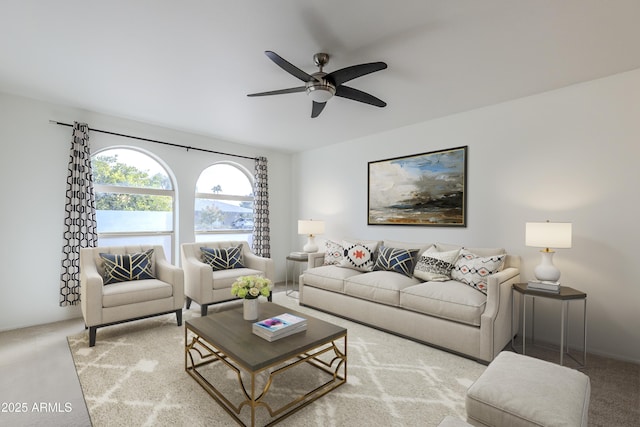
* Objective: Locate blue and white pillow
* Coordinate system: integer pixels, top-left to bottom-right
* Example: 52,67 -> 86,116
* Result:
201,246 -> 245,271
374,246 -> 419,277
100,249 -> 155,285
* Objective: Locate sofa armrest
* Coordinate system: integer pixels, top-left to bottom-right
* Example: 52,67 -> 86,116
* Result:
156,257 -> 185,308
308,252 -> 326,268
79,250 -> 105,327
482,267 -> 520,320
243,252 -> 275,282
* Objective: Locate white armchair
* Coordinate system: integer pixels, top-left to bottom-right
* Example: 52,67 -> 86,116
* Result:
80,245 -> 184,346
181,241 -> 275,316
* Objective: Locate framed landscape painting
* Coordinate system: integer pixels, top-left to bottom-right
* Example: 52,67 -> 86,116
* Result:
368,146 -> 467,226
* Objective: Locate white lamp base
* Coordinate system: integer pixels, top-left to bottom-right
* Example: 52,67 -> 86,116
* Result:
534,250 -> 561,282
303,236 -> 318,253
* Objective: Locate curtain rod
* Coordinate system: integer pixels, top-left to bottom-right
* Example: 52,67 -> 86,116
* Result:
49,120 -> 258,161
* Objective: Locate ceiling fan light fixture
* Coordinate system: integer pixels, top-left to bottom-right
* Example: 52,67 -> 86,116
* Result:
306,82 -> 335,103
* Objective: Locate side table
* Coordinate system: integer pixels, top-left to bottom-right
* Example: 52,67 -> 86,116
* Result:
511,282 -> 587,368
285,255 -> 308,297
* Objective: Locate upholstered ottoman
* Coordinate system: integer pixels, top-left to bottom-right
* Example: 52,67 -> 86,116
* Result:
466,351 -> 590,427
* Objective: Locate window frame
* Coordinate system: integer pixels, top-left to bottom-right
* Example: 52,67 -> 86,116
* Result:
91,147 -> 177,261
194,161 -> 255,240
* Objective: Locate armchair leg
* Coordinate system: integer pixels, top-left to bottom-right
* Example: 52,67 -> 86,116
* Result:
201,304 -> 208,317
175,309 -> 182,326
185,296 -> 192,309
89,326 -> 97,347
268,290 -> 273,302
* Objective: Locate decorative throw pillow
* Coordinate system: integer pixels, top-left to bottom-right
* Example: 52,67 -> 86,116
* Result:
374,246 -> 419,277
100,249 -> 155,285
338,240 -> 379,272
201,246 -> 245,271
413,247 -> 461,282
451,249 -> 506,294
323,239 -> 344,265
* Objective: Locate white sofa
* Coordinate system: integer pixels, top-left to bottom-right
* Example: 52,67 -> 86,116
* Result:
299,240 -> 520,363
181,241 -> 275,316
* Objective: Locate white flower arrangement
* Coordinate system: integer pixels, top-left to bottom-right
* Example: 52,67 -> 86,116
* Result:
231,275 -> 272,299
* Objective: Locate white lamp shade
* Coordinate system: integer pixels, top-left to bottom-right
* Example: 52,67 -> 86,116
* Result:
298,220 -> 325,236
525,222 -> 572,249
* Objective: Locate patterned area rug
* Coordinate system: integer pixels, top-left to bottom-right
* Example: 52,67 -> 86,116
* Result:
68,293 -> 485,426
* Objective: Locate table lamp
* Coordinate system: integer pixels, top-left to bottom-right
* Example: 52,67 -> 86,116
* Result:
525,221 -> 572,282
298,219 -> 325,253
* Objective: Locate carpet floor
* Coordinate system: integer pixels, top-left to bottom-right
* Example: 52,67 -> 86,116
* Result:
68,293 -> 486,426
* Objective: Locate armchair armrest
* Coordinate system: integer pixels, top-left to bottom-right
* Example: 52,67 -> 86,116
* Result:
79,250 -> 105,327
156,257 -> 184,307
181,251 -> 213,304
243,251 -> 275,282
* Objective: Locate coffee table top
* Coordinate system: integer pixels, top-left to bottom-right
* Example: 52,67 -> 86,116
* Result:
186,302 -> 347,372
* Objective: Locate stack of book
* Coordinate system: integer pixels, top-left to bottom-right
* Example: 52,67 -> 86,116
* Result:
527,280 -> 561,293
252,313 -> 307,342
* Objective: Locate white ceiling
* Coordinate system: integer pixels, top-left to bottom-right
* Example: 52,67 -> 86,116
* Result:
2,1 -> 640,153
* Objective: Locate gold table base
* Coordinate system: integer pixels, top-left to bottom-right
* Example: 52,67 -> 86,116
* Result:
185,325 -> 347,426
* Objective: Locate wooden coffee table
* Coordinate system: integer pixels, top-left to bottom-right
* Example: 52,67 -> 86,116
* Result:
185,302 -> 347,426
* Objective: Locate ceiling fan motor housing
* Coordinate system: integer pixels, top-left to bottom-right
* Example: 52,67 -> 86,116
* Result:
306,72 -> 336,102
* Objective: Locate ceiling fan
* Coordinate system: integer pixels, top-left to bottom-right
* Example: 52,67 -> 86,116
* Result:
247,51 -> 387,118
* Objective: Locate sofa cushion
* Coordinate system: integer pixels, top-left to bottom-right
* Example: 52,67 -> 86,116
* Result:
400,281 -> 487,326
303,265 -> 362,293
414,247 -> 461,282
100,249 -> 155,285
201,246 -> 244,271
323,239 -> 344,265
338,240 -> 379,272
345,271 -> 421,306
102,279 -> 173,308
374,246 -> 419,277
211,268 -> 264,290
451,250 -> 506,294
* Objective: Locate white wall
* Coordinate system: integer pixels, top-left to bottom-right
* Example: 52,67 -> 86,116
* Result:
293,69 -> 640,363
0,92 -> 292,331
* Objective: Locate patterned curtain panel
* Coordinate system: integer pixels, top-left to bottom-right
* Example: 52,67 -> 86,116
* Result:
252,156 -> 271,257
60,122 -> 98,306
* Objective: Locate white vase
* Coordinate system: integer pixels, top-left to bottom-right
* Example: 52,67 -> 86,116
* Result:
243,298 -> 259,321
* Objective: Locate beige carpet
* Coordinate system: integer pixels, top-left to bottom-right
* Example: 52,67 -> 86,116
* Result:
68,293 -> 485,426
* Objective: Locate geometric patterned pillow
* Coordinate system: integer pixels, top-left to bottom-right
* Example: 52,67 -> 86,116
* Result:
323,239 -> 344,265
200,246 -> 245,271
451,249 -> 506,294
99,249 -> 155,285
413,247 -> 461,282
338,240 -> 379,272
373,245 -> 419,277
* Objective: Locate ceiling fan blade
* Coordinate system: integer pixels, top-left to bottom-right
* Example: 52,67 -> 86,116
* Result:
265,51 -> 315,83
335,85 -> 386,107
311,101 -> 327,118
247,86 -> 306,97
326,62 -> 387,86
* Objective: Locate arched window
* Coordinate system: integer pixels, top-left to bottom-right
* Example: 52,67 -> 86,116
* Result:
194,162 -> 254,244
91,148 -> 176,260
